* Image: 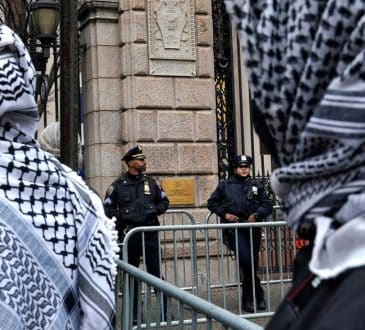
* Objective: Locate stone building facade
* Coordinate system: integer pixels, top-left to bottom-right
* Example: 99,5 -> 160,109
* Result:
78,0 -> 218,221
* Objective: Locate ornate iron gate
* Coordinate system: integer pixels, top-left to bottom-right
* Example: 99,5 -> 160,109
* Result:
212,0 -> 236,180
212,0 -> 274,182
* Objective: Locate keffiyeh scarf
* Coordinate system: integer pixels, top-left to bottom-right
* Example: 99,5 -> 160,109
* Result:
224,0 -> 365,278
0,24 -> 117,329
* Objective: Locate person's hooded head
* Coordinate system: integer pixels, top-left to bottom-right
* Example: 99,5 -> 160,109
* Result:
38,121 -> 84,168
0,24 -> 38,136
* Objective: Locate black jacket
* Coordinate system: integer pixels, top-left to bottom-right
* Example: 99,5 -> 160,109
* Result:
207,175 -> 273,222
103,173 -> 169,236
266,245 -> 365,330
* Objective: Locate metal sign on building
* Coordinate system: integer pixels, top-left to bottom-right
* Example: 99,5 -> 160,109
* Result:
161,178 -> 195,206
147,0 -> 196,76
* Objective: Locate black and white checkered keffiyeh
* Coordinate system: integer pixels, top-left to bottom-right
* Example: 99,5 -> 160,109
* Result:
0,24 -> 117,329
224,0 -> 365,278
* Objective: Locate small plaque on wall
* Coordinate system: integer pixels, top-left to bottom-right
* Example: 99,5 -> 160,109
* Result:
161,178 -> 195,206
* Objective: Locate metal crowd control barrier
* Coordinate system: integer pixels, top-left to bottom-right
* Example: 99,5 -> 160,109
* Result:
118,259 -> 262,330
117,209 -> 196,251
117,212 -> 298,328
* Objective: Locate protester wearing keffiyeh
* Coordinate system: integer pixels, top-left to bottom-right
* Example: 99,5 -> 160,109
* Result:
0,24 -> 118,329
224,0 -> 365,328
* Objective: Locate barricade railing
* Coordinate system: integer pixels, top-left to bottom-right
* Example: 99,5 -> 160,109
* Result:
117,209 -> 196,248
116,210 -> 198,296
118,217 -> 298,327
118,259 -> 263,329
205,206 -> 297,277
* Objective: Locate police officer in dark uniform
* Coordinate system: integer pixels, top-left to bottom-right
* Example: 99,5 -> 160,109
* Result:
207,154 -> 273,313
103,145 -> 169,321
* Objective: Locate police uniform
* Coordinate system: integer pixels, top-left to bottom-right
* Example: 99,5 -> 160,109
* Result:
207,155 -> 273,312
103,145 -> 169,279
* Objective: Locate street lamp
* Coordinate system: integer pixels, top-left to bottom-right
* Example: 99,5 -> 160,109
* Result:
29,0 -> 59,68
28,0 -> 60,120
30,0 -> 59,41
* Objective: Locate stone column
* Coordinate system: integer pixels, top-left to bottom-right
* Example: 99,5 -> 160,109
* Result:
79,0 -> 122,194
79,0 -> 218,221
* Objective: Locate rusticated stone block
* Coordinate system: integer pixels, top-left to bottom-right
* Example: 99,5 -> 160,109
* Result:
136,110 -> 155,141
177,143 -> 217,173
86,143 -> 122,178
119,10 -> 147,44
197,46 -> 214,77
175,78 -> 215,109
83,79 -> 100,114
80,21 -> 119,49
120,110 -> 131,142
84,112 -> 99,146
84,110 -> 122,145
84,78 -> 121,112
82,44 -> 121,81
196,111 -> 216,141
97,46 -> 121,77
195,0 -> 212,15
80,46 -> 94,83
98,78 -> 122,110
119,0 -> 146,11
197,175 -> 219,207
157,111 -> 194,141
121,76 -> 175,109
195,15 -> 212,46
95,22 -> 120,46
100,144 -> 123,177
140,143 -> 177,174
121,44 -> 148,77
85,144 -> 101,178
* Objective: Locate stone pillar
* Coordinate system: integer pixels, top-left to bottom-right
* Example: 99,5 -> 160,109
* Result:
79,0 -> 122,194
79,0 -> 218,221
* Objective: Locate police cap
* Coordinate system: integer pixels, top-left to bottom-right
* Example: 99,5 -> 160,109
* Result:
233,154 -> 252,167
122,145 -> 146,162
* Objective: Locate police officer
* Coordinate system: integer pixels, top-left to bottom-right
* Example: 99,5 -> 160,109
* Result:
207,154 -> 273,313
103,145 -> 169,322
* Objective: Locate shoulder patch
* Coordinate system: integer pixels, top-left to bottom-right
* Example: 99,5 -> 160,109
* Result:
107,185 -> 114,196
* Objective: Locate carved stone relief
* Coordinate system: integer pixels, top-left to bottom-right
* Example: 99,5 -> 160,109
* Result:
147,0 -> 196,76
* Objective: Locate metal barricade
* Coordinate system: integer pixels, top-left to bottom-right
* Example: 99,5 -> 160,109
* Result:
117,210 -> 198,294
118,218 -> 298,328
205,206 -> 296,279
118,259 -> 263,330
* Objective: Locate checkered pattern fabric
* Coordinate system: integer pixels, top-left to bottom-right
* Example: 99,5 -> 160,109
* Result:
224,0 -> 365,278
0,24 -> 117,329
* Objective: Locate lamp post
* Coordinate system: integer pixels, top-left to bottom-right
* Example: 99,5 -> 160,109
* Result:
28,0 -> 60,125
59,0 -> 80,171
28,0 -> 80,171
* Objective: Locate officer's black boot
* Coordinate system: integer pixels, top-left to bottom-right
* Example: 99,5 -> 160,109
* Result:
162,293 -> 168,322
159,292 -> 175,323
241,289 -> 254,313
